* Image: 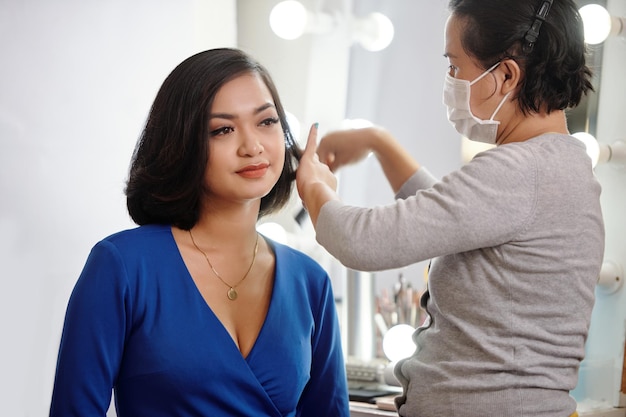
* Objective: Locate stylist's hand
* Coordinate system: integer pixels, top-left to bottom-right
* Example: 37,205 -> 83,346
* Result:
317,127 -> 378,172
296,123 -> 339,226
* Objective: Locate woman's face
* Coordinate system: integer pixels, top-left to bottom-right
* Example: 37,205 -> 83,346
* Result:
204,72 -> 286,208
444,13 -> 505,121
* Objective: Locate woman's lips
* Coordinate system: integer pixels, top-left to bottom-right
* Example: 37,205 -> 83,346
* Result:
236,163 -> 269,179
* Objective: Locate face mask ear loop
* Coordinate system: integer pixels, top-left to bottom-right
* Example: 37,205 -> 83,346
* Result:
489,92 -> 511,121
469,61 -> 502,86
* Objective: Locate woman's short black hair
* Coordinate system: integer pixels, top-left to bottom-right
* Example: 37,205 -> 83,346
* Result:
125,48 -> 301,230
448,0 -> 594,114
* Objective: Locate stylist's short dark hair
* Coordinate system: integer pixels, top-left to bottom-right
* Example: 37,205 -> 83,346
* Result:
125,48 -> 301,229
448,0 -> 594,114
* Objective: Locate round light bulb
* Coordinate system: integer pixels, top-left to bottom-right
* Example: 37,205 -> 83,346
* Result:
572,132 -> 600,167
352,12 -> 394,52
269,1 -> 308,40
382,324 -> 415,362
364,13 -> 394,51
579,4 -> 612,45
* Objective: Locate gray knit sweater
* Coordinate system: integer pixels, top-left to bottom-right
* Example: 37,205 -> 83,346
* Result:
316,134 -> 604,417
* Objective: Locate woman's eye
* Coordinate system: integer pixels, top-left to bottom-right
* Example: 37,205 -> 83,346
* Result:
447,65 -> 458,76
209,126 -> 234,136
260,117 -> 279,127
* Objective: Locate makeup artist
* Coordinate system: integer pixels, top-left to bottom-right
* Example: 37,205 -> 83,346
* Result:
297,1 -> 604,416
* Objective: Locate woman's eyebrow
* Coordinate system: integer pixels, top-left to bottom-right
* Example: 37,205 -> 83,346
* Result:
209,102 -> 276,120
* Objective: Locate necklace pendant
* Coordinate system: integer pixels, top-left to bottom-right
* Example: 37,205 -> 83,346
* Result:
227,287 -> 238,301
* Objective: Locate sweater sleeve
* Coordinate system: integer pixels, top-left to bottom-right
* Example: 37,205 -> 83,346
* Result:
395,167 -> 438,199
50,241 -> 130,417
297,276 -> 350,417
315,146 -> 538,271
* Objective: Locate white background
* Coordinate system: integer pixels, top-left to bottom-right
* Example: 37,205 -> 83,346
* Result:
0,1 -> 236,415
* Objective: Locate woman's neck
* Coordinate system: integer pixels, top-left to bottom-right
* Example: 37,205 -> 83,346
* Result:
191,203 -> 260,245
497,109 -> 568,145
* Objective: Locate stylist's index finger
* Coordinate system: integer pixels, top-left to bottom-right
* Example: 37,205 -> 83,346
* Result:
304,123 -> 319,156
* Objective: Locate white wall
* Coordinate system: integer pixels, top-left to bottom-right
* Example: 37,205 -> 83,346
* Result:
0,1 -> 236,415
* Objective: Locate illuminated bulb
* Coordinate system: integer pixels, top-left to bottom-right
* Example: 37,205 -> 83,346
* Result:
352,12 -> 394,51
572,132 -> 626,167
579,4 -> 612,44
382,324 -> 415,362
572,132 -> 600,167
269,1 -> 308,40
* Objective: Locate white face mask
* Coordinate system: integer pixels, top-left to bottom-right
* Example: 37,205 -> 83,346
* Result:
443,62 -> 510,144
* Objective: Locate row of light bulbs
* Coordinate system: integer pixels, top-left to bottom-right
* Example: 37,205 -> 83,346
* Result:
268,2 -> 624,51
575,4 -> 625,167
269,0 -> 394,51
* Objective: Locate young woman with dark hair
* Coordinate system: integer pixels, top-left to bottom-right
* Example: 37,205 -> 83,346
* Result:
50,48 -> 349,417
296,1 -> 602,416
125,48 -> 300,228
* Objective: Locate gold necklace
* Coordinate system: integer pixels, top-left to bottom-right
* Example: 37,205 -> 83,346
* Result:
189,229 -> 259,301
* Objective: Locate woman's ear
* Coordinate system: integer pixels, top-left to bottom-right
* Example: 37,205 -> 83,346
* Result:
500,58 -> 521,94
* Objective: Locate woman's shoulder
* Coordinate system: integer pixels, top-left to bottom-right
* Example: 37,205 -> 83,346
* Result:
269,239 -> 337,312
102,224 -> 171,244
496,133 -> 584,159
467,133 -> 583,175
269,238 -> 323,268
92,224 -> 174,259
268,238 -> 331,285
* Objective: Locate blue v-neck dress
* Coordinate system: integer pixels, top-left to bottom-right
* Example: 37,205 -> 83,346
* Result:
50,224 -> 349,417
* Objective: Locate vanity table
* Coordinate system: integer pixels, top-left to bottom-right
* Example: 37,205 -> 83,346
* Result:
350,396 -> 398,417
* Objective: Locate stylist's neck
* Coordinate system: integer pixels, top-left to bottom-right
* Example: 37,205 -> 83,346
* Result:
497,109 -> 568,145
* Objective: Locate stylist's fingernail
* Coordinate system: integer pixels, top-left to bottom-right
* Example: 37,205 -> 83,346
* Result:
314,122 -> 319,129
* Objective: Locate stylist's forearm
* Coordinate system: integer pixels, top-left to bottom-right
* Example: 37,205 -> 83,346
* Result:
302,182 -> 339,226
369,127 -> 420,193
